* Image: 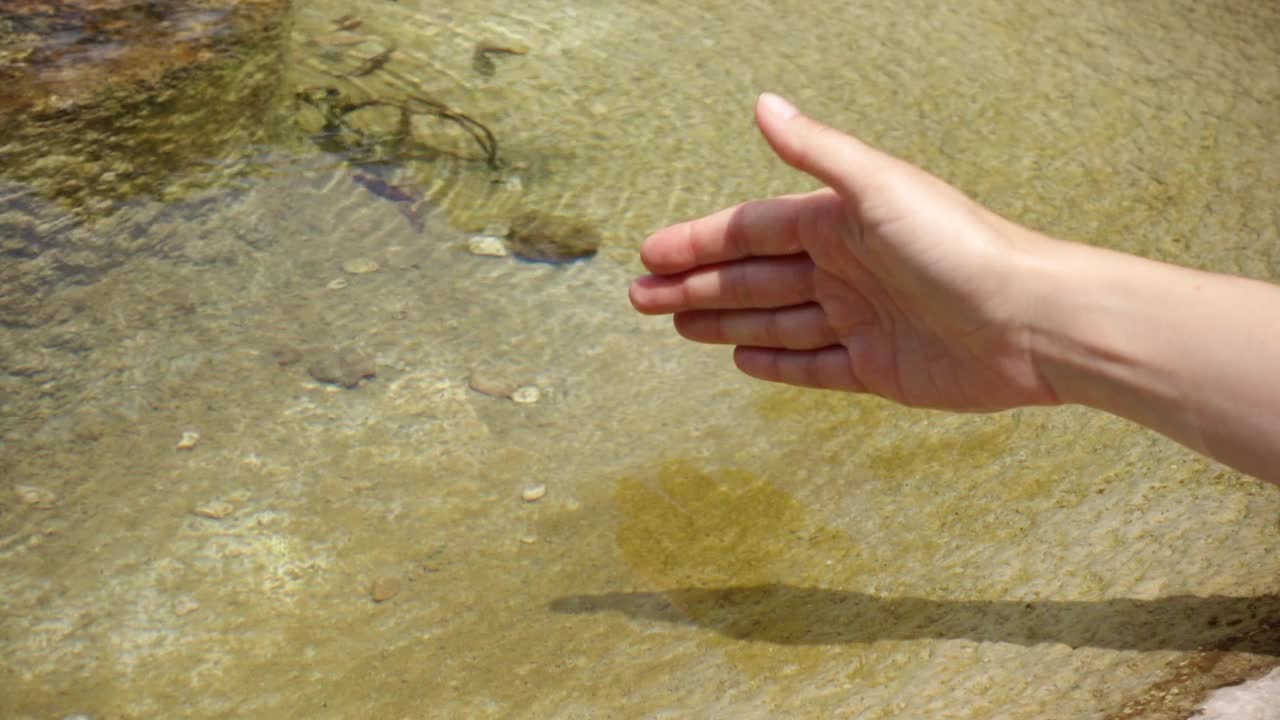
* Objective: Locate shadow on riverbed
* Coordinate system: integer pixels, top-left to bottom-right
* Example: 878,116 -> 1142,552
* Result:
550,586 -> 1280,655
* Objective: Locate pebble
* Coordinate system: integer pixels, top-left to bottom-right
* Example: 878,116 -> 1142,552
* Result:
308,348 -> 376,388
467,368 -> 520,398
369,577 -> 401,603
342,257 -> 380,274
327,278 -> 349,290
511,385 -> 541,404
192,501 -> 234,520
15,484 -> 57,509
521,484 -> 547,502
271,346 -> 302,366
176,431 -> 200,450
519,534 -> 538,545
467,234 -> 509,257
506,210 -> 601,263
173,598 -> 201,616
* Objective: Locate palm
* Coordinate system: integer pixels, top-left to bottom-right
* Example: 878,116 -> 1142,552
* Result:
810,218 -> 1040,410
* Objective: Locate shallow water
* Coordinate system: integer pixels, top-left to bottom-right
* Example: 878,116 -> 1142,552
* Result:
2,1 -> 1279,718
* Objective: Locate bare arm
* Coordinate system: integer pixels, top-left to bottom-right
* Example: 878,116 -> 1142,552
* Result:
1024,232 -> 1280,482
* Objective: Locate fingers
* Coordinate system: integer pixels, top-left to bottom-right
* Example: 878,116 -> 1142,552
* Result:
673,305 -> 837,350
754,93 -> 892,206
630,254 -> 816,314
734,345 -> 865,392
638,190 -> 844,275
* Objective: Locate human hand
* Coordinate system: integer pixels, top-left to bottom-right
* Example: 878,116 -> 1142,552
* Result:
629,93 -> 1060,411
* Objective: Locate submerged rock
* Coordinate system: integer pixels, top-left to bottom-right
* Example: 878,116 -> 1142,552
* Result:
0,0 -> 293,209
506,210 -> 600,263
308,348 -> 376,388
369,577 -> 401,603
0,0 -> 292,327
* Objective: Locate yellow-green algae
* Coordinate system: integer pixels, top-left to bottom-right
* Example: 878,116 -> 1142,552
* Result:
609,459 -> 1280,716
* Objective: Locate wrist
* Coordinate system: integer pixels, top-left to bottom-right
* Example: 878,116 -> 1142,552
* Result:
1018,233 -> 1205,448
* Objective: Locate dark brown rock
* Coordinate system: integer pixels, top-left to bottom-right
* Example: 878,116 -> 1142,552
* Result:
506,210 -> 601,263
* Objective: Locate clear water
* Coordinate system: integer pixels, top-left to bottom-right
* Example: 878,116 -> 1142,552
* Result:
2,1 -> 1279,718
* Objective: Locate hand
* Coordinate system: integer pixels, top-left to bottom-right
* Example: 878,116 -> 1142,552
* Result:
629,93 -> 1060,411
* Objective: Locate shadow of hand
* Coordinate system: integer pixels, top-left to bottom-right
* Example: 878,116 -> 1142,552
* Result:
551,585 -> 1280,655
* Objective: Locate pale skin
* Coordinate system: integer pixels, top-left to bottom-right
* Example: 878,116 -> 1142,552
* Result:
629,93 -> 1280,484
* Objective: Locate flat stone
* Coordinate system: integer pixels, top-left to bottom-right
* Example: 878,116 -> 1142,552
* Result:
468,367 -> 522,398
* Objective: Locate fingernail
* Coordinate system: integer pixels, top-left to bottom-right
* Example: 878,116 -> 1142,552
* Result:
759,92 -> 799,120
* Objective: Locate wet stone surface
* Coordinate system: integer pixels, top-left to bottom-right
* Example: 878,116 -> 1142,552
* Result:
2,1 -> 1278,718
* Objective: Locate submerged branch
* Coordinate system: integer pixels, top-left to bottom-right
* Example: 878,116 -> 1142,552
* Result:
296,86 -> 501,169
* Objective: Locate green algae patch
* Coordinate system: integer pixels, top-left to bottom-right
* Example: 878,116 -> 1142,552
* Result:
614,460 -> 874,592
611,459 -> 898,682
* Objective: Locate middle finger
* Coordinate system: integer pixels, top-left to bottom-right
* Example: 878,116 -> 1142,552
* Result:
629,254 -> 815,314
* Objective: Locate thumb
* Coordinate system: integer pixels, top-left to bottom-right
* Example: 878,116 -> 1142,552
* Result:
754,93 -> 890,202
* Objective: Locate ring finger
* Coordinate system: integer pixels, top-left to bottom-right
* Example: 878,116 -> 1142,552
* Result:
673,304 -> 837,350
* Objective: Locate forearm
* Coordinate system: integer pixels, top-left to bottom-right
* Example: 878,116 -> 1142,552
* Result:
1023,233 -> 1280,483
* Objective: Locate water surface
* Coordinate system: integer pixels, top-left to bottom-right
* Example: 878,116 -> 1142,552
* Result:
2,1 -> 1278,718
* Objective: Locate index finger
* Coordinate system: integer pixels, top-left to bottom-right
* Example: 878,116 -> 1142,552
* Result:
639,188 -> 842,275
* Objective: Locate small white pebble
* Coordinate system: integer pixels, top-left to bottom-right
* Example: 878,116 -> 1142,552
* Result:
15,485 -> 57,509
327,278 -> 349,290
176,431 -> 200,450
519,534 -> 538,544
521,484 -> 547,502
511,385 -> 540,404
192,501 -> 234,520
173,598 -> 200,616
467,234 -> 509,257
